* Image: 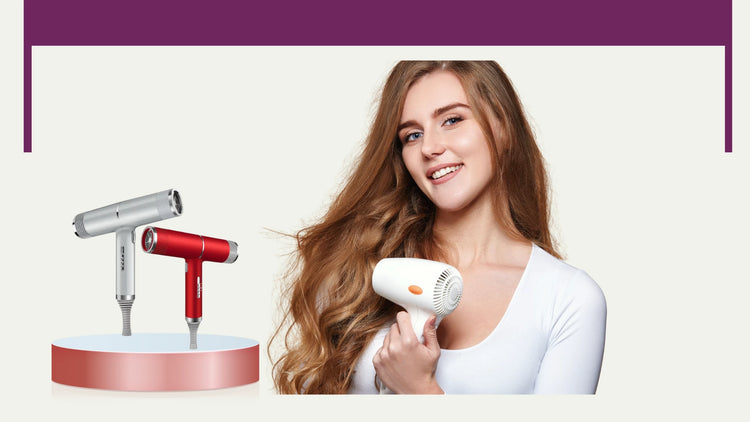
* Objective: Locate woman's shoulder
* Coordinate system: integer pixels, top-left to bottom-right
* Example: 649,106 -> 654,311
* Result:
526,244 -> 606,311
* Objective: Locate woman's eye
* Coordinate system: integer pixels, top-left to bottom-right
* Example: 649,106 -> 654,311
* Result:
403,132 -> 423,143
444,116 -> 462,126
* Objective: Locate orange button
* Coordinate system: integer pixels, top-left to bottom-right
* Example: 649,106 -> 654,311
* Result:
408,285 -> 423,295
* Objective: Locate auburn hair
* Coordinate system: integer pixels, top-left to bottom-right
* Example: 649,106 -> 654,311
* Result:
269,61 -> 559,394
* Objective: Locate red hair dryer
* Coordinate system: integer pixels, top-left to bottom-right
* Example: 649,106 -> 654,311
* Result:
142,226 -> 238,349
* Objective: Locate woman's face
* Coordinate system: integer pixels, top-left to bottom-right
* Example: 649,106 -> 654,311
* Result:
398,71 -> 495,214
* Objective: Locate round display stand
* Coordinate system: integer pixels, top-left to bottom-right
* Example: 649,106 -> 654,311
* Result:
52,333 -> 259,391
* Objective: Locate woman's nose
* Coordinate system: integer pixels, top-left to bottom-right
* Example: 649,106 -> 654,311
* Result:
420,131 -> 446,158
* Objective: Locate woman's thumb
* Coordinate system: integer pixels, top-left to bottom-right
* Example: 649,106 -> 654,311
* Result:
422,315 -> 440,350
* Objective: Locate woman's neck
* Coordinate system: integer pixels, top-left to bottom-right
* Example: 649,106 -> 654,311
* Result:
433,197 -> 530,270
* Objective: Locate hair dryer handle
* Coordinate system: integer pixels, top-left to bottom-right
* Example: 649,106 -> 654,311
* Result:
406,306 -> 439,344
185,259 -> 203,320
114,228 -> 135,299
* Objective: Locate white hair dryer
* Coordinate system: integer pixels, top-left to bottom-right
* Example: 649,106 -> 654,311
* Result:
372,258 -> 463,342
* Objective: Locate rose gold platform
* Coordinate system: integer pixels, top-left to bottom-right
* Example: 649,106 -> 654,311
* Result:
51,333 -> 259,391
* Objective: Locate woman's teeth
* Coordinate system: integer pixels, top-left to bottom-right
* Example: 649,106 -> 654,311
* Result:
431,165 -> 462,180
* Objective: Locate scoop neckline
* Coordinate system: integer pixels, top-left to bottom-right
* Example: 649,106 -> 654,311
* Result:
439,242 -> 538,354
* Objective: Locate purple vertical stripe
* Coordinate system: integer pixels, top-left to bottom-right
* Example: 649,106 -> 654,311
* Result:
23,0 -> 733,152
726,46 -> 732,152
24,0 -> 32,153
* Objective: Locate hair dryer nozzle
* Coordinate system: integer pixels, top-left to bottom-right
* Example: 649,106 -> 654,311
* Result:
225,241 -> 239,263
169,189 -> 183,216
432,266 -> 463,316
142,226 -> 158,253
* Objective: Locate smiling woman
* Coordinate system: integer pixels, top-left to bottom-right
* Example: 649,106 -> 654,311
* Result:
269,61 -> 606,394
398,71 -> 495,214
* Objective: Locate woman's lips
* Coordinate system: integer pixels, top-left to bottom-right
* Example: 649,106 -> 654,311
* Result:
427,164 -> 463,185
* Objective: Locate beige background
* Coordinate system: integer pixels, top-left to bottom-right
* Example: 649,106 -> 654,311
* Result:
1,0 -> 748,420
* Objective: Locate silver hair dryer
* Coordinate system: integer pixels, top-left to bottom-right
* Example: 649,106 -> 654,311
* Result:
73,189 -> 182,335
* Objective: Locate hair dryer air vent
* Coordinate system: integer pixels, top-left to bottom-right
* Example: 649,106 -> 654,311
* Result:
170,190 -> 183,216
433,268 -> 462,316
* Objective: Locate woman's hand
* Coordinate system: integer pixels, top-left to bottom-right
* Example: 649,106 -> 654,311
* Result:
372,311 -> 444,394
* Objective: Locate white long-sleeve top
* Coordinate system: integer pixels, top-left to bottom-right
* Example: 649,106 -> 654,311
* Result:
349,243 -> 607,394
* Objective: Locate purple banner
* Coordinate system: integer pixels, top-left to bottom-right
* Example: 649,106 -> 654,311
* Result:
24,0 -> 733,151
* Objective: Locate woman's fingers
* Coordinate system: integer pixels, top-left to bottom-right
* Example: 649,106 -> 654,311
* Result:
395,311 -> 419,345
372,312 -> 443,394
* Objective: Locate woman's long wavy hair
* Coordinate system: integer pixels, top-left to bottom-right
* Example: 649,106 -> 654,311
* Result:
270,61 -> 559,394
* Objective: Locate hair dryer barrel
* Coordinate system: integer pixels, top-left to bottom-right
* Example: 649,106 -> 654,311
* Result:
142,227 -> 238,263
73,189 -> 182,238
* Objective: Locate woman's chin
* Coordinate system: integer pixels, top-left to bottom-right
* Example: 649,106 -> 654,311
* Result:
432,199 -> 473,215
429,189 -> 493,217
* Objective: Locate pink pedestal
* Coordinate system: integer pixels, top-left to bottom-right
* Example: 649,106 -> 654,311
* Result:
51,333 -> 259,391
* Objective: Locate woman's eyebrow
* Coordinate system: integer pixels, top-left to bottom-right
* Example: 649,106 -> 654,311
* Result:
432,102 -> 470,117
397,120 -> 417,133
398,102 -> 471,132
